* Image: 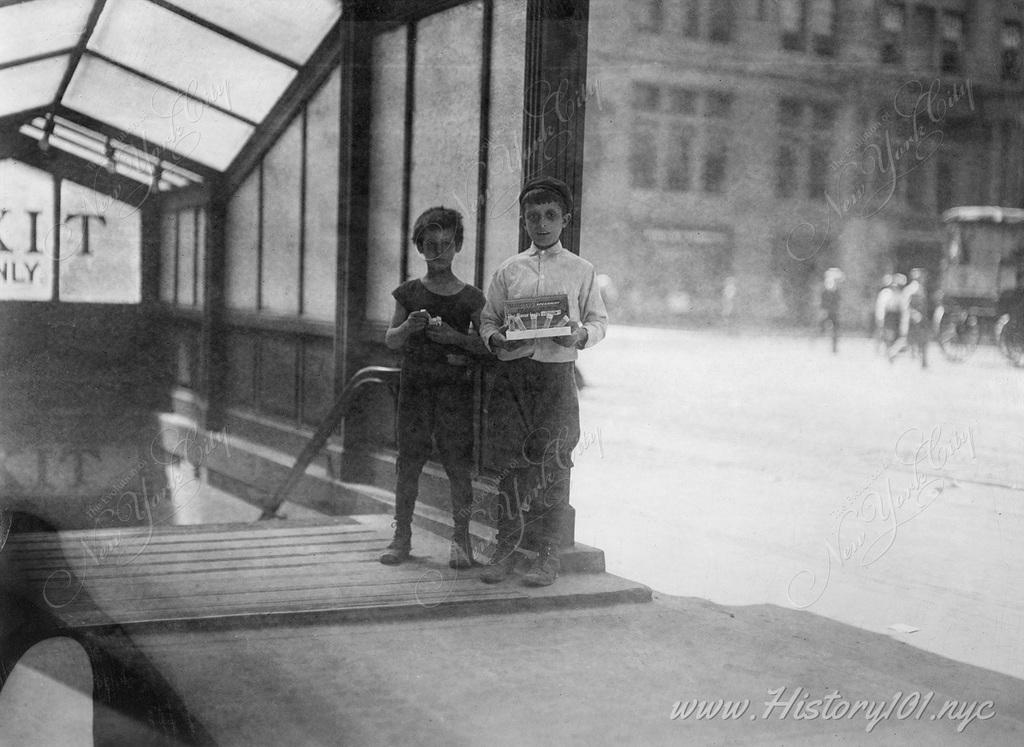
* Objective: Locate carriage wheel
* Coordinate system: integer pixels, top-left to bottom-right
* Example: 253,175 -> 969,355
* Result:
1000,318 -> 1024,367
937,312 -> 979,363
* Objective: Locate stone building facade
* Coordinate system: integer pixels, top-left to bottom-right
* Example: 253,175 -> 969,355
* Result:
581,0 -> 1024,328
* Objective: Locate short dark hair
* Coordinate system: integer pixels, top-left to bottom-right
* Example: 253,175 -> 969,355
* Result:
521,187 -> 570,215
519,176 -> 573,215
411,206 -> 464,248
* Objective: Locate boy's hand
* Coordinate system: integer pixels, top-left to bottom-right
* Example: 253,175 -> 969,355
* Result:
425,320 -> 462,345
552,321 -> 587,348
490,330 -> 526,351
405,310 -> 430,332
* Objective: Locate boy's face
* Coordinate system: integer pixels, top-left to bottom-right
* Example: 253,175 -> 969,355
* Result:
522,200 -> 570,249
417,227 -> 460,268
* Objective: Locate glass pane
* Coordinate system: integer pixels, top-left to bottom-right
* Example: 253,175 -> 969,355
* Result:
882,4 -> 905,33
64,56 -> 255,170
177,208 -> 196,306
484,0 -> 527,286
195,207 -> 205,308
0,56 -> 68,117
670,88 -> 697,115
633,83 -> 661,112
811,102 -> 836,130
941,12 -> 963,42
166,0 -> 341,64
0,0 -> 91,65
808,0 -> 835,37
705,92 -> 733,119
779,0 -> 803,34
90,0 -> 295,122
410,4 -> 483,291
59,179 -> 141,303
0,160 -> 53,301
303,67 -> 340,322
1003,22 -> 1022,50
225,169 -> 260,309
778,98 -> 802,128
366,26 -> 407,323
261,117 -> 302,315
159,212 -> 177,303
630,123 -> 658,188
666,127 -> 693,191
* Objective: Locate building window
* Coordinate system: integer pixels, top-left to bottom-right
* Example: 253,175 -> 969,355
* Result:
708,0 -> 735,44
683,0 -> 700,39
808,147 -> 829,199
778,98 -> 803,129
810,102 -> 836,131
630,122 -> 659,189
775,97 -> 835,201
780,0 -> 804,51
808,0 -> 837,56
940,12 -> 964,74
910,6 -> 936,67
628,84 -> 733,195
776,146 -> 798,198
702,137 -> 728,194
935,157 -> 954,212
781,0 -> 836,54
881,2 -> 905,64
670,88 -> 698,114
666,127 -> 694,192
905,160 -> 929,211
1003,21 -> 1022,82
705,92 -> 733,119
633,83 -> 661,111
636,0 -> 663,33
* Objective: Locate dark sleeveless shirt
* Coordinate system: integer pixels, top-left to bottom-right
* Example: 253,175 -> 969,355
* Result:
392,279 -> 485,374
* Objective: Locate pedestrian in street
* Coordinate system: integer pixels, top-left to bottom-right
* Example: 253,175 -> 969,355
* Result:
381,206 -> 489,568
721,275 -> 738,334
819,267 -> 844,353
874,273 -> 902,354
479,176 -> 608,587
893,268 -> 930,368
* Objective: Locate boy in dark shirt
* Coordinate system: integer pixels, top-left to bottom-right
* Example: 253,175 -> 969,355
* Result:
382,207 -> 487,568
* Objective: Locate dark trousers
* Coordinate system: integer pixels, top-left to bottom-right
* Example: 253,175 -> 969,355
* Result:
395,367 -> 474,528
820,310 -> 839,352
486,358 -> 579,552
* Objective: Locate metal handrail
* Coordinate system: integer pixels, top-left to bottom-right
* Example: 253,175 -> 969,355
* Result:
258,366 -> 400,520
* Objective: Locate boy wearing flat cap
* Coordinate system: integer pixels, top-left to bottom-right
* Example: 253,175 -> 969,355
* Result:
478,176 -> 608,586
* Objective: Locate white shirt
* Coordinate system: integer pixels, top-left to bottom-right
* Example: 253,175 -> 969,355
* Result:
480,241 -> 608,362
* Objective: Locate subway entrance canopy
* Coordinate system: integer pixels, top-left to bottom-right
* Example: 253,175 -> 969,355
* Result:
0,0 -> 594,543
0,0 -> 343,184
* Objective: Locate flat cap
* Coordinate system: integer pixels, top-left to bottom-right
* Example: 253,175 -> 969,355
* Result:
519,176 -> 573,214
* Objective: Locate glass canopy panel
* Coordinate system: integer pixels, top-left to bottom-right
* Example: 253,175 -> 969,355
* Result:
0,56 -> 69,117
64,56 -> 254,170
59,178 -> 142,303
166,0 -> 341,64
89,0 -> 296,123
0,0 -> 92,65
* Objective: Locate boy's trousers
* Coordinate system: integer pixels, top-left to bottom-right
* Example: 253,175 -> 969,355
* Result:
486,358 -> 579,551
395,367 -> 475,527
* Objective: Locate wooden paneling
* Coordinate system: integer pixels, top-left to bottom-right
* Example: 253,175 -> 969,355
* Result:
301,339 -> 335,426
225,332 -> 257,407
258,337 -> 298,418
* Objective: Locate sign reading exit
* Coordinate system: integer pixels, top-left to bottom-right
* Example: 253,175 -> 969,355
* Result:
0,208 -> 107,300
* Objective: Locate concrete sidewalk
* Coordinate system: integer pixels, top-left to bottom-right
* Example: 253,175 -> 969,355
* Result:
125,590 -> 1024,745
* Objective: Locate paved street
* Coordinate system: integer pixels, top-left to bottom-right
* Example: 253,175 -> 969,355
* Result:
572,325 -> 1024,680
